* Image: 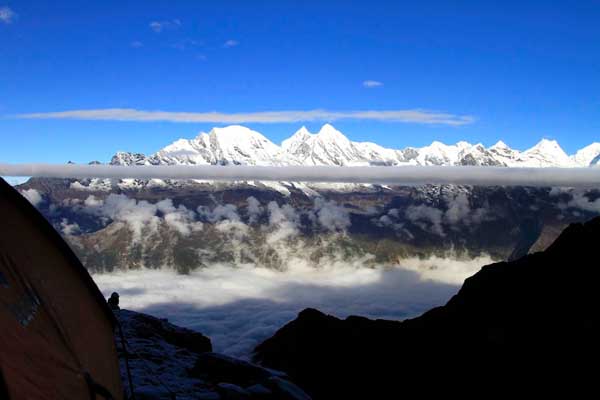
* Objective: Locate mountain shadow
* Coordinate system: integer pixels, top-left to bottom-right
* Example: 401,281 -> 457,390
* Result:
253,217 -> 600,398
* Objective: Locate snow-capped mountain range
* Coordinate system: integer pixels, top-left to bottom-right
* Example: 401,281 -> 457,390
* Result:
110,124 -> 600,168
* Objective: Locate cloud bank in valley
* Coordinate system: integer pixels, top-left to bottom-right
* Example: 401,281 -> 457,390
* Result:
3,164 -> 600,187
67,193 -> 351,241
403,192 -> 491,236
93,256 -> 478,358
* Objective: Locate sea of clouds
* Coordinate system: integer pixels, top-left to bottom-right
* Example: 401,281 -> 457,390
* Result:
73,191 -> 491,359
72,191 -> 486,358
92,256 -> 482,359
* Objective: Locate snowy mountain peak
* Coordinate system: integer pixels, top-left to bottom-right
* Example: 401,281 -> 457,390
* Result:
491,140 -> 509,150
204,125 -> 268,142
429,140 -> 446,148
316,123 -> 347,140
529,140 -> 566,158
109,124 -> 600,169
282,126 -> 313,149
203,126 -> 286,166
527,138 -> 562,152
523,139 -> 573,167
295,126 -> 312,136
281,127 -> 314,162
289,124 -> 356,165
416,141 -> 473,166
572,143 -> 600,166
161,138 -> 197,153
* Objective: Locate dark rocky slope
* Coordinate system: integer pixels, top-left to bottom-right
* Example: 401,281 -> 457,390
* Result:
253,218 -> 600,398
116,309 -> 311,399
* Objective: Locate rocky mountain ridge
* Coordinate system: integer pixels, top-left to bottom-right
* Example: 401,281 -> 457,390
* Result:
253,217 -> 600,398
21,176 -> 600,274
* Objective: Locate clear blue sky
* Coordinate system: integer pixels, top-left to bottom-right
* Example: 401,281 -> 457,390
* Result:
1,0 -> 599,163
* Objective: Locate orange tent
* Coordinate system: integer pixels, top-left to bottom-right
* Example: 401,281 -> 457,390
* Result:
0,178 -> 123,399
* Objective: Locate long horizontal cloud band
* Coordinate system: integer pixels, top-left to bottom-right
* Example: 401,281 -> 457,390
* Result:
15,108 -> 474,126
2,164 -> 600,187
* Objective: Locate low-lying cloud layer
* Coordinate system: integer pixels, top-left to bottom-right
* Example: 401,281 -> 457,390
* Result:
93,256 -> 479,358
71,193 -> 350,242
4,164 -> 600,187
551,187 -> 600,214
404,192 -> 491,236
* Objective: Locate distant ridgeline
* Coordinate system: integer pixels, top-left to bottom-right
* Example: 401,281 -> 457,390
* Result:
107,124 -> 600,168
17,175 -> 600,274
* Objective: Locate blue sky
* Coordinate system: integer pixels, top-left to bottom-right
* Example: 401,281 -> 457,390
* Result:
1,0 -> 599,163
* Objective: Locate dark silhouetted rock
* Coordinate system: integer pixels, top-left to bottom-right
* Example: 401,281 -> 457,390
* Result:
245,384 -> 272,398
254,218 -> 600,398
216,383 -> 252,400
191,352 -> 285,387
265,377 -> 311,400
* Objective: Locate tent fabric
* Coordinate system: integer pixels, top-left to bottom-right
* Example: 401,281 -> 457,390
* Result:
0,178 -> 123,400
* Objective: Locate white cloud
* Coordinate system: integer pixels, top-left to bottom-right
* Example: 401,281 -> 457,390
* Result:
157,199 -> 203,235
79,194 -> 202,241
199,203 -> 241,223
373,209 -> 405,231
444,192 -> 489,226
558,190 -> 600,214
363,80 -> 383,88
15,108 -> 475,126
404,192 -> 491,236
60,218 -> 81,236
70,181 -> 92,191
313,198 -> 350,231
223,39 -> 239,48
149,19 -> 181,33
84,195 -> 104,207
102,195 -> 160,241
0,6 -> 16,24
20,188 -> 43,207
397,253 -> 494,285
405,204 -> 445,236
266,201 -> 301,244
246,196 -> 263,223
